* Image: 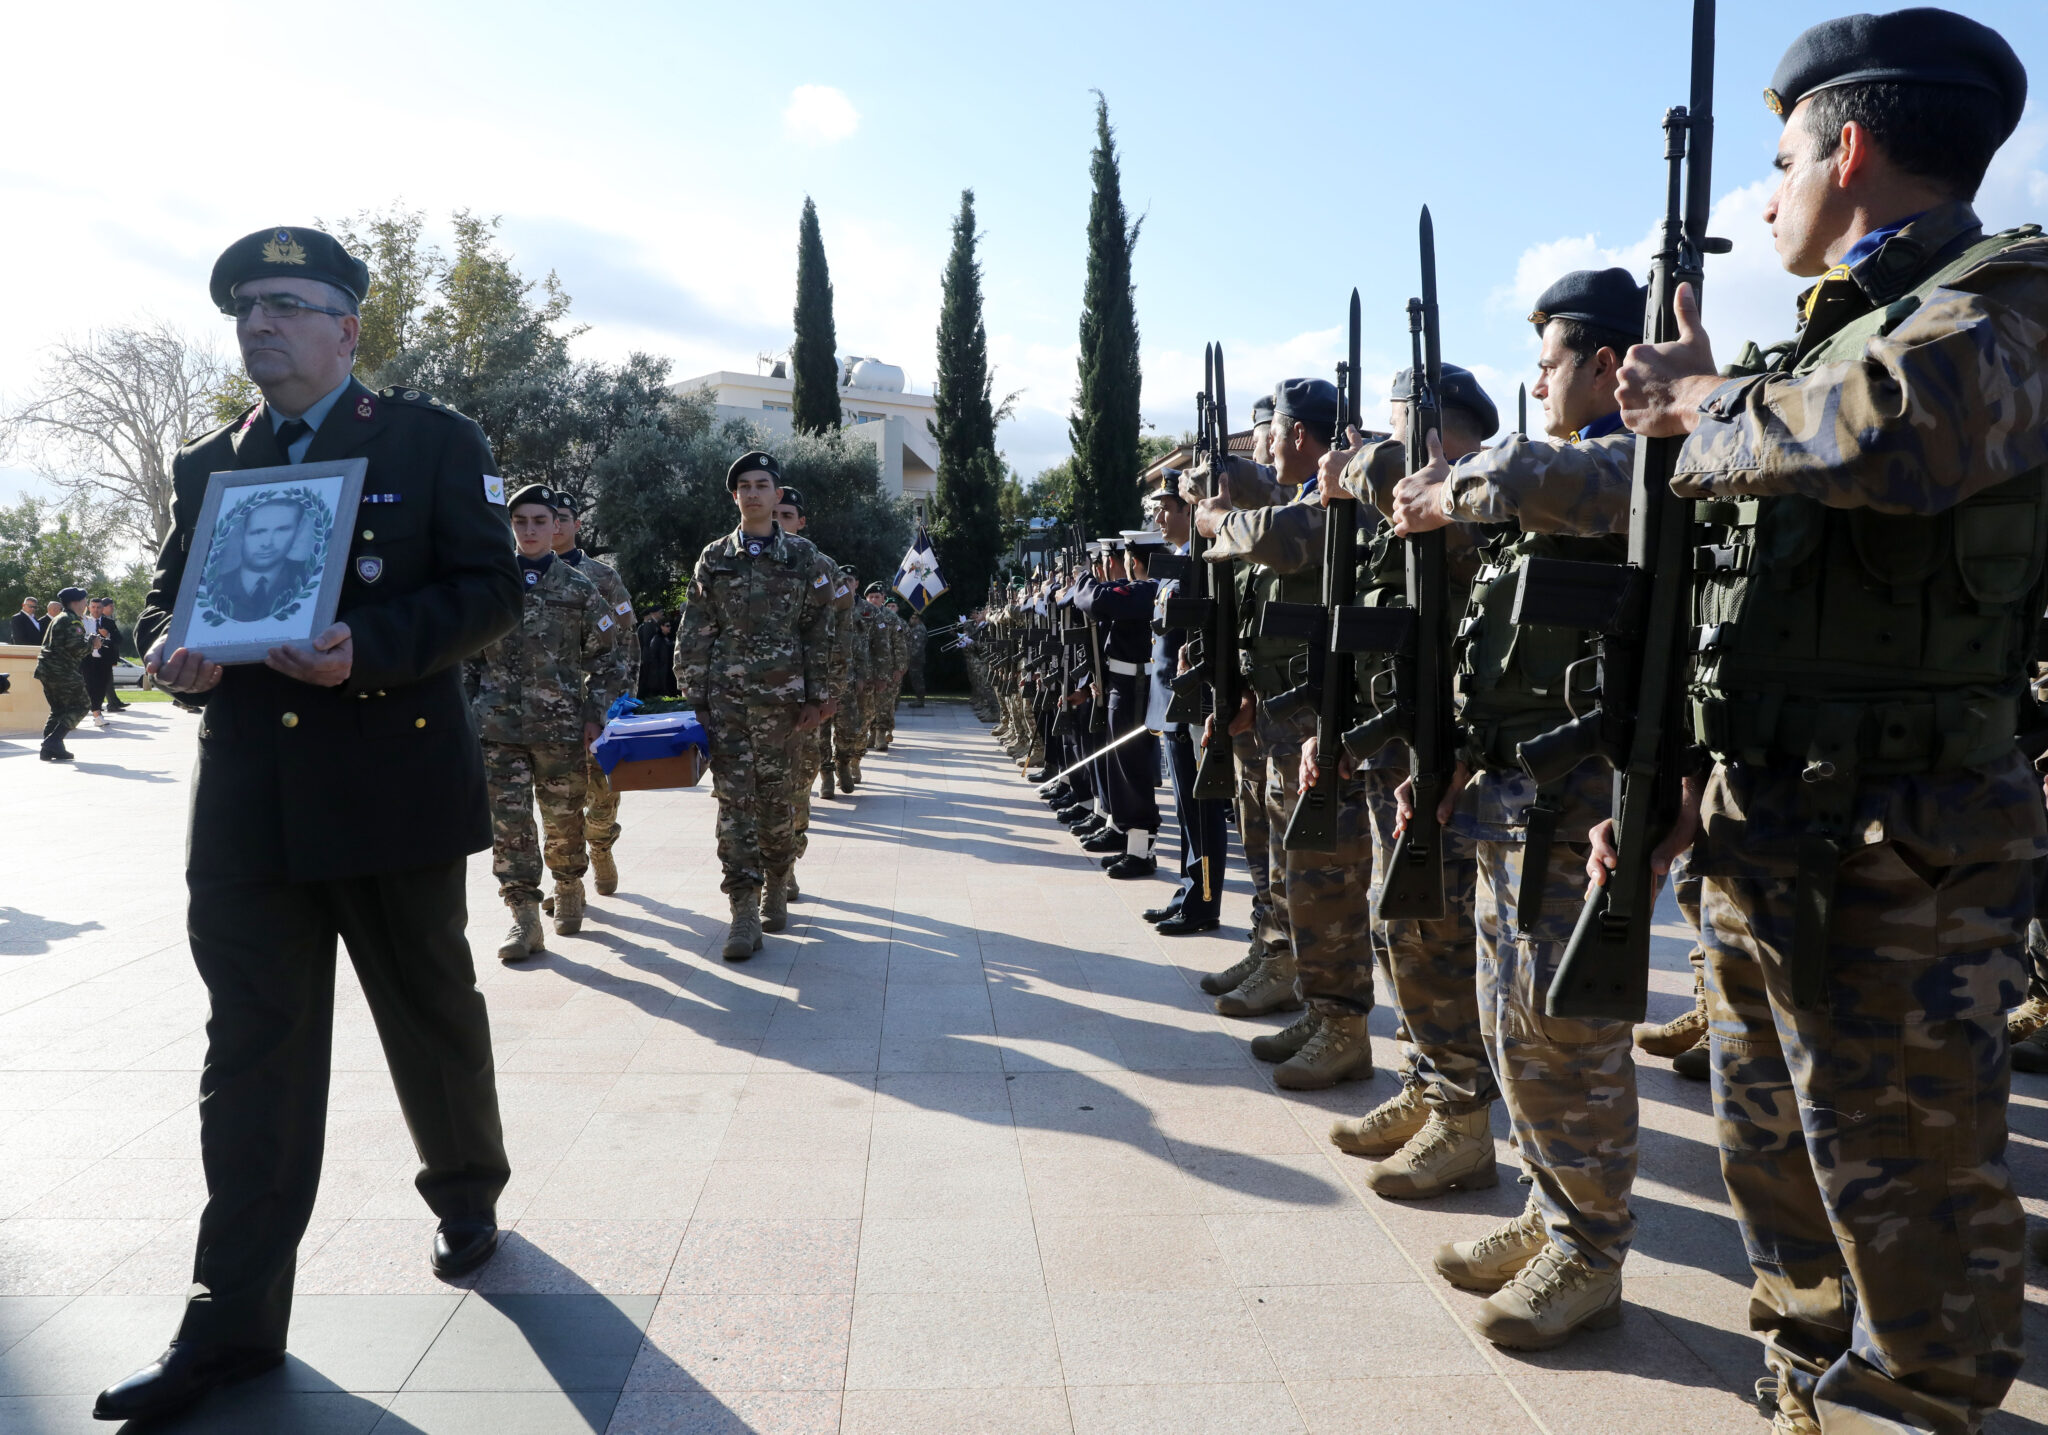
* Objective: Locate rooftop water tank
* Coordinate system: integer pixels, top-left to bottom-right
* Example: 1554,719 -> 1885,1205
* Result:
847,358 -> 905,392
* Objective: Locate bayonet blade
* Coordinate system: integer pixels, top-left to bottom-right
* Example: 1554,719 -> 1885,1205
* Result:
1419,207 -> 1441,389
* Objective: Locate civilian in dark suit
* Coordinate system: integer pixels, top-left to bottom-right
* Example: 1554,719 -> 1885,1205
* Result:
9,597 -> 43,646
83,598 -> 128,718
99,226 -> 522,1426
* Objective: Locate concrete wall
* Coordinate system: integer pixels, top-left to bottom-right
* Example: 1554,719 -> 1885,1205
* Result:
0,645 -> 49,736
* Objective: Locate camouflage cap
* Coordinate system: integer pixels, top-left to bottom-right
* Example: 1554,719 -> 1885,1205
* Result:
1765,7 -> 2025,138
210,226 -> 369,314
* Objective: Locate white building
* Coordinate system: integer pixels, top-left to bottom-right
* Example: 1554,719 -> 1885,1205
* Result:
675,358 -> 939,502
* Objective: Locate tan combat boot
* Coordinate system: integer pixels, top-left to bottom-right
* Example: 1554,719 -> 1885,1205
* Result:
1273,1012 -> 1373,1090
590,848 -> 619,897
1249,1009 -> 1320,1063
1215,955 -> 1302,1019
761,870 -> 790,934
1635,968 -> 1707,1057
1471,1241 -> 1622,1350
785,870 -> 801,902
838,758 -> 858,794
1199,942 -> 1265,997
821,763 -> 836,799
1366,1108 -> 1498,1198
723,890 -> 763,961
551,878 -> 585,936
2008,993 -> 2048,1045
497,900 -> 544,963
1330,1079 -> 1430,1158
1432,1194 -> 1546,1292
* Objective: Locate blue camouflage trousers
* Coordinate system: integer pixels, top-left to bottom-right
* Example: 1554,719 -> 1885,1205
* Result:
1701,854 -> 2026,1434
1477,834 -> 1638,1272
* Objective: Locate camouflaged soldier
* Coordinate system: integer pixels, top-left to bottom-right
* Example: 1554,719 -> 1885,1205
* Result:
464,485 -> 626,962
905,611 -> 927,706
673,451 -> 832,959
772,487 -> 851,899
35,586 -> 92,761
1609,13 -> 2043,1427
1389,267 -> 1645,1350
833,574 -> 876,792
550,493 -> 636,899
865,586 -> 907,752
823,561 -> 864,798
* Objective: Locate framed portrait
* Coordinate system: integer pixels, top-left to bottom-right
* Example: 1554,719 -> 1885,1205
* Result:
163,459 -> 367,665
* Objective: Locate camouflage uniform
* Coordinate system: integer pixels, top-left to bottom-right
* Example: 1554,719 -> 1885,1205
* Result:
833,600 -> 875,781
674,522 -> 832,894
463,558 -> 624,905
35,609 -> 91,750
562,550 -> 636,863
1232,726 -> 1278,954
791,555 -> 852,854
1672,202 -> 2048,1430
868,602 -> 908,748
906,614 -> 927,704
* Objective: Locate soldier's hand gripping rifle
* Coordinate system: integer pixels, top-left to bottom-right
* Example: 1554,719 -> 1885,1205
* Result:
1511,0 -> 1728,1021
1164,344 -> 1244,801
1276,291 -> 1363,852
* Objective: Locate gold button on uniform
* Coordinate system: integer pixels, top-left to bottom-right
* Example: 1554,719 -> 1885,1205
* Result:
281,712 -> 299,728
415,717 -> 426,728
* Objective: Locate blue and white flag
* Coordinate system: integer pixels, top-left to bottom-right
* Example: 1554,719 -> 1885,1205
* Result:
893,528 -> 948,613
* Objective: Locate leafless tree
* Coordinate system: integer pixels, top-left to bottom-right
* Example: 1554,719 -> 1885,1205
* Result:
2,321 -> 241,555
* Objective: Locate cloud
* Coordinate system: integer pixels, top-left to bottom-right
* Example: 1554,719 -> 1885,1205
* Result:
783,85 -> 860,146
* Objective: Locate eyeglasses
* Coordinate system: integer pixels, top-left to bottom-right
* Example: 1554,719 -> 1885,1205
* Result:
223,292 -> 354,321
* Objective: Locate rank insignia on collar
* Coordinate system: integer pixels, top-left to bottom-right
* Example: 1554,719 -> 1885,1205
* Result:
355,396 -> 375,420
261,229 -> 308,265
356,555 -> 384,584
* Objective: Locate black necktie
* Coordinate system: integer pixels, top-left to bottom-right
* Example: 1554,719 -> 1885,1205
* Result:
275,419 -> 311,458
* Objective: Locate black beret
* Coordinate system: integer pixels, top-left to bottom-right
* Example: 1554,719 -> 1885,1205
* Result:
727,451 -> 782,489
209,227 -> 370,314
1390,363 -> 1501,441
507,484 -> 558,511
550,491 -> 582,516
838,562 -> 857,575
1272,378 -> 1339,438
777,486 -> 806,514
1766,7 -> 2026,140
864,581 -> 888,595
1529,268 -> 1647,339
1251,394 -> 1275,425
56,586 -> 88,605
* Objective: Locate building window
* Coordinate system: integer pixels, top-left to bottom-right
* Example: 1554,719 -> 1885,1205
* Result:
761,402 -> 790,413
852,412 -> 884,424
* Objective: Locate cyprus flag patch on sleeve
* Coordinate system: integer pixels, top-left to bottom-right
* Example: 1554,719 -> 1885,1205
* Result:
482,474 -> 507,506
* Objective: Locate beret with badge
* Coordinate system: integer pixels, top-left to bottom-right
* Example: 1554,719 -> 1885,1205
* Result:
507,484 -> 558,512
778,486 -> 806,515
1764,6 -> 2026,140
727,451 -> 782,490
550,491 -> 582,517
210,226 -> 370,314
1528,268 -> 1648,338
1390,363 -> 1501,441
1272,378 -> 1340,440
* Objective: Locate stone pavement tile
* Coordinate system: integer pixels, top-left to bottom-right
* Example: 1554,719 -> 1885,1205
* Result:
1154,1101 -> 1325,1156
839,1386 -> 1072,1435
523,1159 -> 711,1222
854,1217 -> 1043,1295
87,1218 -> 199,1295
1505,1370 -> 1765,1434
621,1035 -> 759,1074
114,1104 -> 200,1159
665,1220 -> 859,1294
50,1069 -> 200,1115
1047,1288 -> 1278,1385
734,1071 -> 875,1113
596,1073 -> 746,1115
559,1112 -> 730,1164
0,1219 -> 168,1296
1110,1028 -> 1254,1071
1204,1212 -> 1413,1287
694,1160 -> 868,1221
607,1389 -> 842,1435
405,1292 -> 655,1392
474,1222 -> 686,1295
862,1156 -> 1031,1221
325,1109 -> 435,1163
21,1158 -> 206,1221
0,1071 -> 98,1112
274,1293 -> 464,1390
0,1292 -> 184,1394
884,956 -> 995,988
713,1111 -> 872,1164
91,1388 -> 395,1435
1023,1152 -> 1199,1218
0,1295 -> 71,1355
1289,1376 -> 1537,1433
998,1032 -> 1127,1072
311,1161 -> 430,1224
1246,1284 -> 1491,1381
1035,1214 -> 1233,1293
0,1158 -> 96,1219
844,1290 -> 1062,1390
874,1070 -> 1015,1114
1015,1105 -> 1171,1161
1173,1150 -> 1355,1215
1627,1273 -> 1773,1395
867,1109 -> 1016,1163
625,1292 -> 850,1392
497,1039 -> 644,1075
876,1037 -> 1006,1072
375,1389 -> 616,1433
0,1106 -> 167,1160
296,1220 -> 465,1296
1066,1382 -> 1305,1435
0,1395 -> 122,1435
752,1037 -> 881,1074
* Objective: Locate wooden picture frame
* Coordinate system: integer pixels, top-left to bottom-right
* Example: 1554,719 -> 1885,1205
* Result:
163,458 -> 368,665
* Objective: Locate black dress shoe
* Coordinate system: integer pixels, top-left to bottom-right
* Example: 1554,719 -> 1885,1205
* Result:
1080,829 -> 1124,854
1155,912 -> 1221,935
1141,904 -> 1182,924
1105,855 -> 1158,880
94,1342 -> 284,1422
1057,806 -> 1092,826
432,1219 -> 501,1277
1072,819 -> 1109,840
1025,768 -> 1049,783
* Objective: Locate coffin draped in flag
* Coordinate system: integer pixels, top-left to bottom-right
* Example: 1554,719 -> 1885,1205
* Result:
892,529 -> 948,613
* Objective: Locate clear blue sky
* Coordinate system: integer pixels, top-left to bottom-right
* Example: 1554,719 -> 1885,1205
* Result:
3,0 -> 2045,496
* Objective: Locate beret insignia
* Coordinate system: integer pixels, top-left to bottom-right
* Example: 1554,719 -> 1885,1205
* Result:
1763,88 -> 1784,116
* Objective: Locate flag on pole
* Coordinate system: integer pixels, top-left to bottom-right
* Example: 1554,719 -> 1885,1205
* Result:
892,527 -> 948,613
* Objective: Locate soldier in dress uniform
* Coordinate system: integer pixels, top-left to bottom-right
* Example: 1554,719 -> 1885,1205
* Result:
467,485 -> 625,962
673,451 -> 832,960
1142,481 -> 1227,935
547,492 -> 636,901
99,226 -> 523,1424
1611,13 -> 2044,1427
1073,532 -> 1163,878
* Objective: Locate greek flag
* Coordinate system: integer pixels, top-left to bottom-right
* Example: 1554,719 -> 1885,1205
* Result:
893,528 -> 948,613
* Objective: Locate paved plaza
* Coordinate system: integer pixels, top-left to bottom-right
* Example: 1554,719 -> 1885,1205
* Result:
4,699 -> 2048,1434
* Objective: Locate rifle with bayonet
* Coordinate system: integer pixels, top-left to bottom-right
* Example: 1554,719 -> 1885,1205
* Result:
1163,344 -> 1245,801
1512,0 -> 1728,1021
1517,384 -> 1528,440
1328,209 -> 1454,918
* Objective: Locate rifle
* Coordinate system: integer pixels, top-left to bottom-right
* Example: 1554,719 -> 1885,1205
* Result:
1275,291 -> 1363,852
1163,344 -> 1244,801
1073,525 -> 1109,734
1513,0 -> 1728,1021
1330,209 -> 1452,919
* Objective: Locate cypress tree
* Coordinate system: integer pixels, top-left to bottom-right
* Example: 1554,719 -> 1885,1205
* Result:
929,189 -> 1004,617
1069,92 -> 1143,539
790,197 -> 842,435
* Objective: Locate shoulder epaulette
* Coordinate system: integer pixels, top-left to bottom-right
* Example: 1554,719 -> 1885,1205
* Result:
377,386 -> 468,419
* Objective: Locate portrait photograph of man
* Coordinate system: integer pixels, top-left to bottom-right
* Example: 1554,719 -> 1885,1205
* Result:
211,493 -> 314,622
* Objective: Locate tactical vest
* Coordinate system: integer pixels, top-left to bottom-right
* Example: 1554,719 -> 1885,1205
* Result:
1690,225 -> 2048,778
1244,563 -> 1320,697
1456,528 -> 1628,773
